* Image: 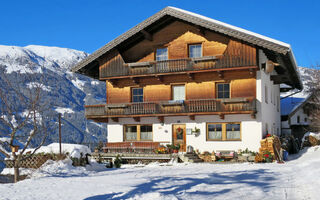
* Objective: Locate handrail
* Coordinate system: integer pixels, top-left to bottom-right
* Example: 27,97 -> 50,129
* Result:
100,52 -> 256,78
85,98 -> 256,117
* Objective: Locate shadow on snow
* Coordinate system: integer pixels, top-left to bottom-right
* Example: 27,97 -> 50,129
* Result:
84,168 -> 276,200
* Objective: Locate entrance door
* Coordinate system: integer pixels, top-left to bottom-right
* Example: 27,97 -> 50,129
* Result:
172,124 -> 186,152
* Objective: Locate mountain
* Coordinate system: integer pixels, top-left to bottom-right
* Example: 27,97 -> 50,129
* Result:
0,45 -> 107,149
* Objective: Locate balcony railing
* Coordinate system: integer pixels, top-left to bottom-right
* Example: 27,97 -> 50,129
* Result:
100,47 -> 257,79
85,98 -> 256,118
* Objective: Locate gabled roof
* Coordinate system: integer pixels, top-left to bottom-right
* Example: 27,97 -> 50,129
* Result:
288,93 -> 314,118
281,97 -> 306,116
71,6 -> 302,89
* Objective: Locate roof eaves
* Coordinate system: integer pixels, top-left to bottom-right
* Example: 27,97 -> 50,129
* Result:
71,7 -> 293,74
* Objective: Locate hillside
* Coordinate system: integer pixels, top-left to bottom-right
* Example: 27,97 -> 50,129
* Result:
0,45 -> 107,149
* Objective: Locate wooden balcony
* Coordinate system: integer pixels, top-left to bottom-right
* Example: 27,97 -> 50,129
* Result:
85,98 -> 257,121
100,46 -> 257,79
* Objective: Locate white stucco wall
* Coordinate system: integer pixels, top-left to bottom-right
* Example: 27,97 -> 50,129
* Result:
290,108 -> 309,126
107,114 -> 262,152
258,50 -> 281,136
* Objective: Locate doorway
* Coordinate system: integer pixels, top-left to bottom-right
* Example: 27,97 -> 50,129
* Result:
172,124 -> 186,152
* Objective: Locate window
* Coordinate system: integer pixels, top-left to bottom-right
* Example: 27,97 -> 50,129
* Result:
297,116 -> 300,123
265,85 -> 268,103
124,125 -> 153,141
124,125 -> 138,141
216,83 -> 230,99
156,48 -> 168,61
140,125 -> 153,140
305,117 -> 307,122
172,85 -> 185,101
207,123 -> 241,141
208,124 -> 222,140
132,88 -> 143,102
189,44 -> 202,58
226,123 -> 241,140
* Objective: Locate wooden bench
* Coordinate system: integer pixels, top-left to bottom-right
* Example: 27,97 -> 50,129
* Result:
215,150 -> 235,160
103,142 -> 160,153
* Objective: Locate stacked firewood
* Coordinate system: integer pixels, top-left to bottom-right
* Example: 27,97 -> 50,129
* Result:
255,136 -> 282,163
198,151 -> 216,162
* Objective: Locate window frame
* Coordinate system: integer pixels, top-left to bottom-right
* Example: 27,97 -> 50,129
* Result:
206,122 -> 241,141
171,84 -> 186,101
155,47 -> 168,61
188,43 -> 203,58
216,83 -> 230,99
123,124 -> 153,141
131,87 -> 144,103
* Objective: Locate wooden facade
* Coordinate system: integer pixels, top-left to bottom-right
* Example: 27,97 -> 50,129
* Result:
86,19 -> 258,121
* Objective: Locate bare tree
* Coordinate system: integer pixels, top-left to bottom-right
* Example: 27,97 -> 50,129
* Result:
0,65 -> 52,182
304,65 -> 320,132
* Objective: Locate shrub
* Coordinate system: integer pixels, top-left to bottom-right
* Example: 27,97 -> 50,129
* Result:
114,155 -> 122,168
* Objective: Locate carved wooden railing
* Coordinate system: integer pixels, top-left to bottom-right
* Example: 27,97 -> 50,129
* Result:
85,98 -> 256,118
99,43 -> 257,78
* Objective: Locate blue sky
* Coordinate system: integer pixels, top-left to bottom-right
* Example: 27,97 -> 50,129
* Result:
1,0 -> 319,67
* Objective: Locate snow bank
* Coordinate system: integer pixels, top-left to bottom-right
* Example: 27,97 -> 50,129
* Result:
25,143 -> 91,158
31,158 -> 87,178
1,168 -> 35,176
303,132 -> 320,140
0,146 -> 320,199
301,132 -> 320,147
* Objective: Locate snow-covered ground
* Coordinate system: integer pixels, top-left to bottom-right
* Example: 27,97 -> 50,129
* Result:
0,146 -> 319,200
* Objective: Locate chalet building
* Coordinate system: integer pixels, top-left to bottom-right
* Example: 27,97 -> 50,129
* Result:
281,94 -> 313,141
72,7 -> 302,152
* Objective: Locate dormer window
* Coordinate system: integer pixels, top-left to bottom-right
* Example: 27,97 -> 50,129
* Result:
189,44 -> 202,58
156,48 -> 168,61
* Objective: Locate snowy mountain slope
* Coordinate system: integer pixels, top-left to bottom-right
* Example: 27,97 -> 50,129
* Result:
0,45 -> 107,149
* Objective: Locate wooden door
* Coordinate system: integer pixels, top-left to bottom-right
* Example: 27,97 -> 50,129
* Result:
172,124 -> 186,152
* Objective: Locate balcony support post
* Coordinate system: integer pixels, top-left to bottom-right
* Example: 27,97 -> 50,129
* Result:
155,75 -> 163,83
187,72 -> 195,80
251,111 -> 256,119
189,115 -> 195,120
109,79 -> 117,87
158,116 -> 164,123
218,71 -> 224,78
133,117 -> 140,122
111,117 -> 119,122
131,77 -> 140,85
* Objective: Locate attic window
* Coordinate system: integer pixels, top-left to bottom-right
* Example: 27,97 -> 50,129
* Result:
189,44 -> 202,58
156,48 -> 168,61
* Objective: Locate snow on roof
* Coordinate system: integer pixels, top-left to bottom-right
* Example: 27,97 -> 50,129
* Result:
168,6 -> 291,48
280,83 -> 293,89
72,6 -> 293,73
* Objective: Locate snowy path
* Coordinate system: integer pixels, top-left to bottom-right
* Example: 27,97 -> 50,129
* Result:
0,146 -> 319,200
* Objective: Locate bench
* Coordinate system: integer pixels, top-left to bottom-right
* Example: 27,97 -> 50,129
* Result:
215,150 -> 235,160
103,142 -> 160,153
